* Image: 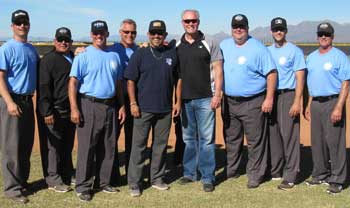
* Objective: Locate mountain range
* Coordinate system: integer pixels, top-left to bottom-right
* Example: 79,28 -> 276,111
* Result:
1,20 -> 350,43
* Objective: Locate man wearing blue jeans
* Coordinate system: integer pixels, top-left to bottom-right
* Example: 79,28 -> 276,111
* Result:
176,9 -> 223,192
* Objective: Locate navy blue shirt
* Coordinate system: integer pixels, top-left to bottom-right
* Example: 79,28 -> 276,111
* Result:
124,46 -> 178,113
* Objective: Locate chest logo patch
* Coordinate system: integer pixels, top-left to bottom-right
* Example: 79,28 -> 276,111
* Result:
110,60 -> 118,70
323,62 -> 332,71
199,45 -> 203,49
238,56 -> 247,65
166,58 -> 172,66
279,56 -> 287,65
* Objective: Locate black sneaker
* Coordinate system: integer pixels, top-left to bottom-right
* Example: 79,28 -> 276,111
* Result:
203,183 -> 214,192
305,178 -> 329,186
102,185 -> 120,193
277,180 -> 294,190
151,183 -> 170,191
8,194 -> 29,204
48,183 -> 72,193
326,183 -> 342,194
247,180 -> 260,189
178,177 -> 194,185
77,191 -> 92,202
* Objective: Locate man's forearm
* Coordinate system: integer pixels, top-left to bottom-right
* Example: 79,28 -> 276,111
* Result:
212,60 -> 223,97
294,70 -> 305,103
68,77 -> 79,111
335,80 -> 349,109
266,70 -> 277,99
127,80 -> 137,104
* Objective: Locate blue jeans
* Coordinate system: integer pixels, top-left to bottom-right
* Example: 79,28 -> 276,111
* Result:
181,97 -> 215,184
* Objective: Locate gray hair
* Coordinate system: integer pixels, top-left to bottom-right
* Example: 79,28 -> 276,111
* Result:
181,9 -> 200,20
119,18 -> 137,29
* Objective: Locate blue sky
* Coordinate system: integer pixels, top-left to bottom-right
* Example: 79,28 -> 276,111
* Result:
1,0 -> 350,40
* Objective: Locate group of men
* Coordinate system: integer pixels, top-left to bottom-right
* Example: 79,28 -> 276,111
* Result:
0,8 -> 349,204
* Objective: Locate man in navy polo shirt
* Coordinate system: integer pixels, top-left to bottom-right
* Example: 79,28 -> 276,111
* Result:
125,20 -> 181,197
0,9 -> 39,204
267,17 -> 306,190
68,20 -> 125,202
176,9 -> 223,193
304,22 -> 350,194
220,14 -> 277,189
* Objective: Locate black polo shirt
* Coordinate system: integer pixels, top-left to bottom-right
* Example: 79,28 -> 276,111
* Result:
124,46 -> 178,113
176,31 -> 222,100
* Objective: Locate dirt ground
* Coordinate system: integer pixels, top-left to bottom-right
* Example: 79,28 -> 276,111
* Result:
31,98 -> 350,152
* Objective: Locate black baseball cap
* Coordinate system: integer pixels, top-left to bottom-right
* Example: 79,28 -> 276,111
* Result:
317,22 -> 334,34
149,20 -> 166,33
91,20 -> 108,33
55,27 -> 72,40
231,14 -> 248,28
12,9 -> 29,23
271,17 -> 287,30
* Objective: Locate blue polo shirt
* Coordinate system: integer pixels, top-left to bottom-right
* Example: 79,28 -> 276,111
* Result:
124,46 -> 178,113
0,39 -> 38,95
109,42 -> 138,79
69,45 -> 122,99
268,42 -> 306,90
306,47 -> 350,97
220,37 -> 276,97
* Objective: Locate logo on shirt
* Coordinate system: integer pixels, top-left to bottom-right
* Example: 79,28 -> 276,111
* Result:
199,45 -> 203,49
279,56 -> 287,65
166,58 -> 172,66
323,62 -> 333,71
110,60 -> 118,70
238,56 -> 247,65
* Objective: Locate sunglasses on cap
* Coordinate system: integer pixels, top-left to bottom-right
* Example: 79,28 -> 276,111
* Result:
13,19 -> 29,26
56,37 -> 72,43
183,19 -> 198,24
317,32 -> 332,37
149,31 -> 165,36
122,30 -> 137,35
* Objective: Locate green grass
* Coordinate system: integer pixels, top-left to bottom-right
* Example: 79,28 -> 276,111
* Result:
1,151 -> 350,208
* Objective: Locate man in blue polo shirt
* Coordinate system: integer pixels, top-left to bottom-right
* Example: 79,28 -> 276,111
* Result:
304,22 -> 350,194
68,20 -> 125,202
267,17 -> 306,190
220,14 -> 277,189
125,20 -> 181,197
0,9 -> 39,204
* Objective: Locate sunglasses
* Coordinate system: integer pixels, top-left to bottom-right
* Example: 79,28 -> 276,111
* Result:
92,31 -> 107,36
183,19 -> 199,24
149,31 -> 165,36
122,30 -> 137,35
272,28 -> 287,33
232,25 -> 247,30
14,20 -> 29,26
317,32 -> 332,37
56,37 -> 72,43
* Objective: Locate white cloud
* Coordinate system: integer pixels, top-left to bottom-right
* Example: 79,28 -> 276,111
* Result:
62,7 -> 106,18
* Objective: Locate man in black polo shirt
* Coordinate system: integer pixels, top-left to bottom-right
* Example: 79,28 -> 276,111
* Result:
176,9 -> 223,192
125,20 -> 181,197
37,27 -> 75,193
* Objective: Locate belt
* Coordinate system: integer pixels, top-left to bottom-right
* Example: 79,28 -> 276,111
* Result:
80,94 -> 116,105
312,94 -> 338,102
226,91 -> 265,102
10,93 -> 33,101
277,89 -> 294,95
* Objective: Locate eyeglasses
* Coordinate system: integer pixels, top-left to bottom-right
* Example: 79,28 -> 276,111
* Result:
272,28 -> 287,33
149,31 -> 165,36
92,31 -> 106,36
183,19 -> 199,24
317,32 -> 332,37
56,37 -> 72,43
14,20 -> 29,26
122,30 -> 137,35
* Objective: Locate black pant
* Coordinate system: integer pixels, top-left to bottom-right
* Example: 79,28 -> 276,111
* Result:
128,112 -> 171,188
75,98 -> 118,193
0,96 -> 34,197
37,112 -> 75,186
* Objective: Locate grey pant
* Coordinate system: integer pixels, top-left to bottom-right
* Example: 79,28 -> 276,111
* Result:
128,112 -> 171,188
310,98 -> 346,185
75,98 -> 117,193
268,91 -> 300,182
222,94 -> 268,183
37,113 -> 75,186
0,96 -> 34,197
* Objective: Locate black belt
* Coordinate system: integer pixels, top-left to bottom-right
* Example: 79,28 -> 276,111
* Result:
80,94 -> 116,105
226,91 -> 265,102
277,89 -> 294,95
10,93 -> 33,101
312,95 -> 338,102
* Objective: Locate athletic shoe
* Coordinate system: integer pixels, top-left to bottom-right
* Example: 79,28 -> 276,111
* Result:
178,177 -> 194,185
151,183 -> 169,191
8,194 -> 29,204
129,186 -> 141,197
102,185 -> 120,193
247,180 -> 260,189
326,183 -> 342,194
77,191 -> 92,202
203,183 -> 215,192
277,181 -> 294,190
305,178 -> 329,186
48,183 -> 72,193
